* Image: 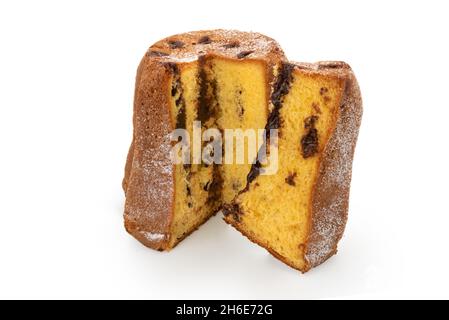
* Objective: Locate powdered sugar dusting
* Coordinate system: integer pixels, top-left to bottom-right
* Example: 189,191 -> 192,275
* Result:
305,64 -> 363,268
148,29 -> 283,62
123,58 -> 176,248
128,131 -> 174,222
140,231 -> 167,242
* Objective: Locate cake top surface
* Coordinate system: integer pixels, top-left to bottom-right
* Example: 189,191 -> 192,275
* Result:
146,29 -> 285,62
292,61 -> 353,78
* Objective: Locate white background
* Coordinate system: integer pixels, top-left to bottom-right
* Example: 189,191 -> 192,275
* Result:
1,0 -> 448,299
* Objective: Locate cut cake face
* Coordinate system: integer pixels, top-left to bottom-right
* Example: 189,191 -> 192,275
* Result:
224,62 -> 362,272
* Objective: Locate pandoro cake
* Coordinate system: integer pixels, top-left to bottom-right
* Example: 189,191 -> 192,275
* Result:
123,30 -> 362,272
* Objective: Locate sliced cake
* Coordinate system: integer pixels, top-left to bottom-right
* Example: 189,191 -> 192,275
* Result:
223,61 -> 362,272
123,30 -> 285,250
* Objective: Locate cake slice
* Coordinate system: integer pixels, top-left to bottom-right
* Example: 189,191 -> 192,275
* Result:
123,30 -> 285,250
223,61 -> 362,272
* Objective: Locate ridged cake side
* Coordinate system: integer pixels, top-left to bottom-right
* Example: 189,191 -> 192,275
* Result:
123,57 -> 175,250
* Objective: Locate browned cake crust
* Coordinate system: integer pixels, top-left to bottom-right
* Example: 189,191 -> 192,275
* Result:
123,56 -> 174,250
123,30 -> 286,250
223,61 -> 363,272
303,62 -> 362,271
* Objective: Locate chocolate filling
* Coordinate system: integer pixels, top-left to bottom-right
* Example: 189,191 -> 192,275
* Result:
171,84 -> 177,97
236,89 -> 244,117
301,116 -> 319,158
197,57 -> 209,123
168,40 -> 185,49
266,63 -> 295,131
271,63 -> 295,110
165,62 -> 178,74
186,185 -> 192,196
232,180 -> 242,191
247,160 -> 262,185
237,103 -> 245,117
312,102 -> 322,114
223,41 -> 240,49
203,180 -> 211,191
206,166 -> 223,205
167,64 -> 186,130
319,87 -> 328,96
197,56 -> 220,123
304,115 -> 319,129
244,63 -> 294,189
198,35 -> 212,44
222,203 -> 242,222
167,63 -> 190,174
237,50 -> 254,59
197,56 -> 224,208
285,172 -> 297,186
187,183 -> 193,208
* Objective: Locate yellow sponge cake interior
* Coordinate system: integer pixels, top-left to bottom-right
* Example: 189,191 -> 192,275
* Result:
168,57 -> 269,247
224,64 -> 347,271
